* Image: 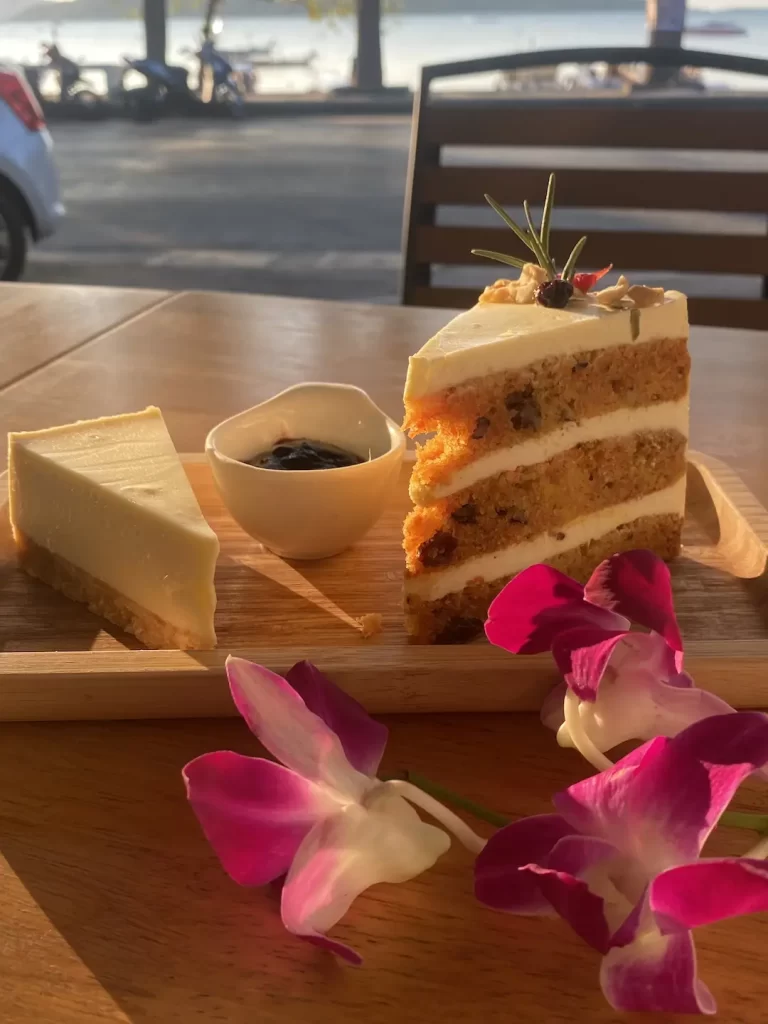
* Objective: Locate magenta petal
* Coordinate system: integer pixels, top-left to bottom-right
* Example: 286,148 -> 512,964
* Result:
601,925 -> 715,1014
670,712 -> 768,833
475,814 -> 575,913
285,661 -> 388,777
225,657 -> 369,797
183,752 -> 329,886
561,717 -> 768,871
555,736 -> 713,869
651,858 -> 768,933
302,932 -> 363,965
551,627 -> 628,701
612,630 -> 680,685
672,710 -> 768,769
523,835 -> 618,953
584,550 -> 683,652
486,564 -> 627,655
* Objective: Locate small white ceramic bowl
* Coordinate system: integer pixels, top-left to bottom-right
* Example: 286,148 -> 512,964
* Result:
205,383 -> 406,560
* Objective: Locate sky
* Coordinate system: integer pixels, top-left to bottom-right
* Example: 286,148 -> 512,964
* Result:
2,0 -> 768,11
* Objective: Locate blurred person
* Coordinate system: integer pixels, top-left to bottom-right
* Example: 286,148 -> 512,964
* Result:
41,42 -> 79,101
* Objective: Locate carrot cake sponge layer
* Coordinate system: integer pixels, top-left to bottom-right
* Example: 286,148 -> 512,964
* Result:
405,509 -> 684,644
402,275 -> 690,644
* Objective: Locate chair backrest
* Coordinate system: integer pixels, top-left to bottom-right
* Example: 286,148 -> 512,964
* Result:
401,47 -> 768,329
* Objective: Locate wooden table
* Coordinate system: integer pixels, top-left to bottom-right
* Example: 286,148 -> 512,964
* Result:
1,285 -> 767,1024
0,283 -> 170,391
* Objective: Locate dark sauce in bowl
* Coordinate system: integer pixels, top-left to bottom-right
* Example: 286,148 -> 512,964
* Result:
245,437 -> 365,471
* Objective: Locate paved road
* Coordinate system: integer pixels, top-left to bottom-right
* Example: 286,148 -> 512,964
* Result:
31,116 -> 412,302
28,114 -> 766,303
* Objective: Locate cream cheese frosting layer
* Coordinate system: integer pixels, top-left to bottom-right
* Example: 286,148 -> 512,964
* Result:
404,475 -> 687,602
404,292 -> 688,402
410,396 -> 690,504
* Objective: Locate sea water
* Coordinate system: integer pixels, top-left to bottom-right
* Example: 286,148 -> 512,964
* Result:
1,9 -> 767,93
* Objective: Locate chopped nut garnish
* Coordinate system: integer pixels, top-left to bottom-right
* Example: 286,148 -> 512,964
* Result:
593,274 -> 630,308
627,284 -> 666,309
479,263 -> 546,305
356,613 -> 383,639
479,279 -> 519,304
478,263 -> 665,313
520,262 -> 548,286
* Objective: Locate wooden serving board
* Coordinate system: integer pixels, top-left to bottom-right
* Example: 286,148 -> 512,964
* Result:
1,452 -> 767,721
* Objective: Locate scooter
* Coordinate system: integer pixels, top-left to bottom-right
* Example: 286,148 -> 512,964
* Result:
189,41 -> 245,116
40,43 -> 103,116
120,56 -> 200,121
209,50 -> 245,115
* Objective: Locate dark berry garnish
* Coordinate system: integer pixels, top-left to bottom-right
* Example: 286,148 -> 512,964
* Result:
451,503 -> 478,525
435,616 -> 483,644
471,416 -> 491,440
508,507 -> 528,525
418,531 -> 458,568
536,278 -> 574,309
572,360 -> 589,372
246,438 -> 364,471
505,385 -> 541,431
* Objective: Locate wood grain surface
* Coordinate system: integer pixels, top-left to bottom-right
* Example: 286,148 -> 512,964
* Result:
1,288 -> 768,1023
0,283 -> 170,390
1,452 -> 767,719
0,712 -> 766,1024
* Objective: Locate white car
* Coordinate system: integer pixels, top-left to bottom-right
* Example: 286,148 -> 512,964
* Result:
0,63 -> 64,280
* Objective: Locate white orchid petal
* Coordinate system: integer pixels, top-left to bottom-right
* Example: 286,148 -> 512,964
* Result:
569,668 -> 739,758
281,787 -> 450,945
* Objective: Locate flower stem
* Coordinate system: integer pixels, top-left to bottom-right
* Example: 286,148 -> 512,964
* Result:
721,811 -> 768,832
720,811 -> 768,859
386,779 -> 489,854
746,836 -> 768,860
563,690 -> 613,772
403,772 -> 510,829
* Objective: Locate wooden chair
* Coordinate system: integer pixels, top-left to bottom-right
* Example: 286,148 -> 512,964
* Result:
401,47 -> 768,329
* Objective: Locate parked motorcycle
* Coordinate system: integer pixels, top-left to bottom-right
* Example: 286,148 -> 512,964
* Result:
208,48 -> 245,115
120,56 -> 201,121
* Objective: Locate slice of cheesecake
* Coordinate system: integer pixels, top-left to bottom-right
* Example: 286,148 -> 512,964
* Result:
8,407 -> 220,650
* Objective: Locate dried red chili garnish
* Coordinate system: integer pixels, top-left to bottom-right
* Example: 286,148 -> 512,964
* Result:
572,264 -> 613,294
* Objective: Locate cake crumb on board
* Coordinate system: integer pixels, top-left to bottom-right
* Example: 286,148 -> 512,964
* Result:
356,613 -> 383,639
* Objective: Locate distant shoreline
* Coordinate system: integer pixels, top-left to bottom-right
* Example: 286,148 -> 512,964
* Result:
9,0 -> 648,24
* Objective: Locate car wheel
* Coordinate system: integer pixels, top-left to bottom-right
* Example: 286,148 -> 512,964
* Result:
0,194 -> 28,281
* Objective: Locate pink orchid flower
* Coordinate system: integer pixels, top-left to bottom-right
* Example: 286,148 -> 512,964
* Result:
476,712 -> 768,1014
183,656 -> 484,964
486,549 -> 740,772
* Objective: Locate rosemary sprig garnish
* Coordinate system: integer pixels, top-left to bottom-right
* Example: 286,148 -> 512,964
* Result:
481,194 -> 539,257
471,173 -> 589,285
540,172 -> 555,253
470,249 -> 528,270
523,199 -> 556,276
561,235 -> 588,282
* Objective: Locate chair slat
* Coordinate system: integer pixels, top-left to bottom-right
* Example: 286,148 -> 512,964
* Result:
424,105 -> 768,150
421,167 -> 768,215
415,226 -> 768,276
688,297 -> 768,330
401,49 -> 768,324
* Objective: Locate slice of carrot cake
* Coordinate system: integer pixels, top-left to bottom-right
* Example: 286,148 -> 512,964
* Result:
402,176 -> 690,644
